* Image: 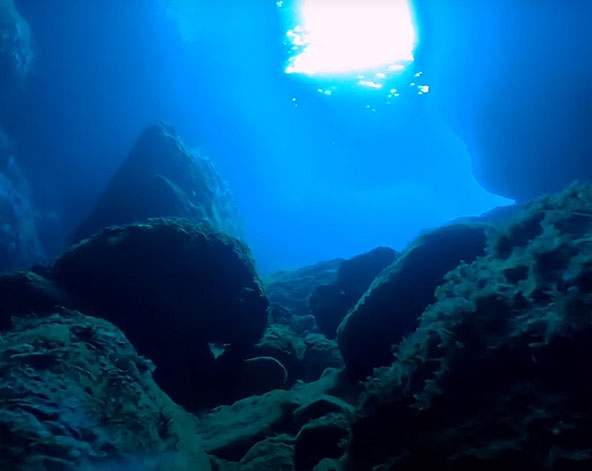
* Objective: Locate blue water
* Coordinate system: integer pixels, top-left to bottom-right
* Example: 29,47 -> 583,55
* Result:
5,0 -> 512,274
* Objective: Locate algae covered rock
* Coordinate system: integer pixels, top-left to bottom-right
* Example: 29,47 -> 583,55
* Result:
338,222 -> 489,379
0,308 -> 211,471
345,184 -> 592,470
50,217 -> 268,410
195,369 -> 355,468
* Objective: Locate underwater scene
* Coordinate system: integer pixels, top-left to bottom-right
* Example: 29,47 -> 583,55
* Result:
1,0 -> 592,469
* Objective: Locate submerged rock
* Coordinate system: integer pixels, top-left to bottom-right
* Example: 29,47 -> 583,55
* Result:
195,368 -> 355,468
309,247 -> 397,340
0,308 -> 211,471
346,184 -> 592,470
51,217 -> 268,411
338,223 -> 489,380
336,246 -> 397,300
263,258 -> 344,318
0,269 -> 69,328
72,122 -> 242,244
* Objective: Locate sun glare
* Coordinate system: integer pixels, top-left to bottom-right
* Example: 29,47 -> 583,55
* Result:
285,0 -> 417,76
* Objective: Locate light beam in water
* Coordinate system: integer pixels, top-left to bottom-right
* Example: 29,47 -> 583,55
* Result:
285,0 -> 417,77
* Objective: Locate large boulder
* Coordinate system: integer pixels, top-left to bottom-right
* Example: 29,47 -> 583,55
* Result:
72,122 -> 242,243
309,247 -> 398,339
50,217 -> 268,410
337,223 -> 489,380
336,246 -> 397,300
345,184 -> 592,470
0,308 -> 211,471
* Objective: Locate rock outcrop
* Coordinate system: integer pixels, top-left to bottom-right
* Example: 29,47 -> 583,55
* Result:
72,123 -> 243,244
338,223 -> 489,380
310,247 -> 398,339
0,217 -> 269,411
0,308 -> 211,471
345,184 -> 592,470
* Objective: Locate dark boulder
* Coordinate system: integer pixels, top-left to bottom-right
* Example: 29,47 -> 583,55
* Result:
50,217 -> 268,410
336,246 -> 397,299
308,247 -> 397,340
308,284 -> 351,340
338,223 -> 489,380
0,269 -> 69,329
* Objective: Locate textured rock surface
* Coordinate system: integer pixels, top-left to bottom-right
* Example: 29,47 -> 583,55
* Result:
338,223 -> 489,379
0,269 -> 69,329
263,259 -> 343,318
52,218 -> 268,411
345,184 -> 592,470
72,123 -> 242,243
0,308 -> 211,471
195,369 -> 355,469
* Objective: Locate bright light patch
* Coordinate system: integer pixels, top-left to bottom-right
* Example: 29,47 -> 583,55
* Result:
285,0 -> 416,76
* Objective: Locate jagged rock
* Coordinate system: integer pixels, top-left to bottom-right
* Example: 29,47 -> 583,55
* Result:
338,223 -> 489,380
195,389 -> 299,462
268,303 -> 293,324
301,333 -> 344,382
292,395 -> 354,426
290,314 -> 316,335
0,269 -> 69,329
196,369 -> 355,467
72,122 -> 242,244
250,325 -> 343,385
239,436 -> 295,471
309,284 -> 351,339
253,324 -> 306,381
50,217 -> 268,411
345,184 -> 592,470
263,258 -> 344,318
336,246 -> 397,300
294,415 -> 350,470
0,308 -> 211,471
